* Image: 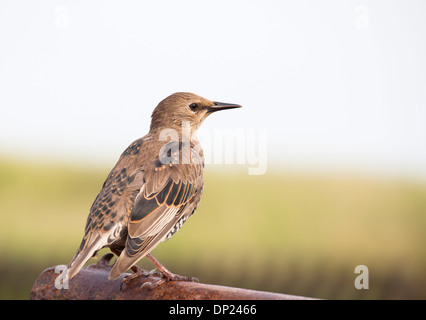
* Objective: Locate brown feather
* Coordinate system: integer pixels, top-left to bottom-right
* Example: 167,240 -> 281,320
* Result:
67,92 -> 240,281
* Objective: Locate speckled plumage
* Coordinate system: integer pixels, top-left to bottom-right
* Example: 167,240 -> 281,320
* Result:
67,92 -> 241,281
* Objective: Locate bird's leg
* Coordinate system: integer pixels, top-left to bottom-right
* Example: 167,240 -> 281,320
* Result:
146,253 -> 190,280
140,253 -> 199,289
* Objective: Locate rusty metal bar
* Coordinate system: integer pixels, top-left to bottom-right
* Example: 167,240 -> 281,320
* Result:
30,254 -> 314,300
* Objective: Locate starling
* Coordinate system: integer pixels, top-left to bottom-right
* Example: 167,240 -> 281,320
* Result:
67,92 -> 241,284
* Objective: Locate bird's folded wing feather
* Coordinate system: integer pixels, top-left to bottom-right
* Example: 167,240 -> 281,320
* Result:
109,161 -> 199,279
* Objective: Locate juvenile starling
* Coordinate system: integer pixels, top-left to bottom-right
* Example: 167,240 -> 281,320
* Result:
67,92 -> 241,284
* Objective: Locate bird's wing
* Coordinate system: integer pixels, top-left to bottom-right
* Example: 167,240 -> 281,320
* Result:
67,140 -> 145,280
109,142 -> 203,279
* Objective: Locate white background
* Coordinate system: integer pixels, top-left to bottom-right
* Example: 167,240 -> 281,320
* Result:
1,0 -> 425,178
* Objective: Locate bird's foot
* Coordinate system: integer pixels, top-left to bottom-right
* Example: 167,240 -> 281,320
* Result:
138,253 -> 199,290
120,265 -> 157,289
132,264 -> 158,276
140,271 -> 199,290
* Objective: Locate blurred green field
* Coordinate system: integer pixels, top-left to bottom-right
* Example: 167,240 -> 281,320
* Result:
1,157 -> 426,299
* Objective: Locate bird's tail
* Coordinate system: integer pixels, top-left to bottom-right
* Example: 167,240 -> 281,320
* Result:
67,234 -> 105,280
108,250 -> 142,280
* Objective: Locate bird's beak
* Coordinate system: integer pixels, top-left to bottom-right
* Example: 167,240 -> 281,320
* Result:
206,101 -> 242,113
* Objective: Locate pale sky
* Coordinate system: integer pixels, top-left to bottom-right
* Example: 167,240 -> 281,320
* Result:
1,1 -> 426,178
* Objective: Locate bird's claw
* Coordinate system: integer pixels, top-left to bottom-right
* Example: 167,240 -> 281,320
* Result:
139,278 -> 166,290
139,273 -> 199,290
120,266 -> 157,290
170,275 -> 199,283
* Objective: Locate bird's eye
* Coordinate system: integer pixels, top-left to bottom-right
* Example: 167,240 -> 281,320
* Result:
189,103 -> 198,111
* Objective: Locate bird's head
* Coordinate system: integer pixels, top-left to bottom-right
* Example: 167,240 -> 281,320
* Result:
149,92 -> 241,136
